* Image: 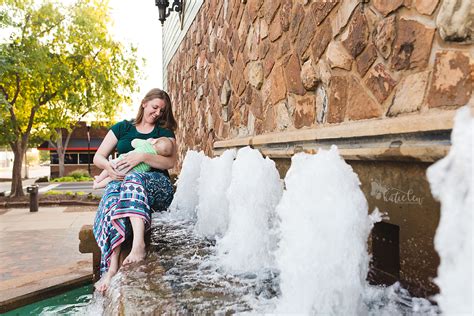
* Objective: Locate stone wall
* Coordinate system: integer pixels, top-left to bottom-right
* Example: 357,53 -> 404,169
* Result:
166,0 -> 473,169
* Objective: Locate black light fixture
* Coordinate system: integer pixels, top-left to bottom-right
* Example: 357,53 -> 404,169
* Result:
155,0 -> 183,26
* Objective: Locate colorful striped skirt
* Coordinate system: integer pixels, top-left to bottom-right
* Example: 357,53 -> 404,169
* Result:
93,171 -> 174,275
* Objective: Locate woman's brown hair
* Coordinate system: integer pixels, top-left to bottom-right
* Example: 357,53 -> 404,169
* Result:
135,88 -> 177,131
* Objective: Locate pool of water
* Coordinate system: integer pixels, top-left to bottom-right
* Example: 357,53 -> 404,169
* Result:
4,284 -> 93,316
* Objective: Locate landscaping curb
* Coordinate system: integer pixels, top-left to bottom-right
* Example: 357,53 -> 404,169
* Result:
0,201 -> 100,209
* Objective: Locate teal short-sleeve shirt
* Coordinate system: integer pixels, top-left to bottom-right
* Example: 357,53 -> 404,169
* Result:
110,120 -> 175,175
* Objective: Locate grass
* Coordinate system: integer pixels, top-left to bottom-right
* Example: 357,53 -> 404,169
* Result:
51,176 -> 93,182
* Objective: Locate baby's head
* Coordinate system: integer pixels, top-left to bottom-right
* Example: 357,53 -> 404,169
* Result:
148,137 -> 173,156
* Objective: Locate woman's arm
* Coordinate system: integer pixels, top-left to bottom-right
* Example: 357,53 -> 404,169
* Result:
115,138 -> 177,172
93,130 -> 125,180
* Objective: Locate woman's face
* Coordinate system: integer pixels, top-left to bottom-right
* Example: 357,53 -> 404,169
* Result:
143,98 -> 166,124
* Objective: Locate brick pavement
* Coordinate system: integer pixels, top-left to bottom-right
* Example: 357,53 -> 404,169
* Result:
0,206 -> 97,312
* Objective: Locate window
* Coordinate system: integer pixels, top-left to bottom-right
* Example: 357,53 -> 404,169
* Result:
51,153 -> 59,164
79,153 -> 93,164
64,153 -> 78,164
50,153 -> 78,164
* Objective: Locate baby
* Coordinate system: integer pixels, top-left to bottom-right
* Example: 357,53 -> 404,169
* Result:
93,137 -> 173,189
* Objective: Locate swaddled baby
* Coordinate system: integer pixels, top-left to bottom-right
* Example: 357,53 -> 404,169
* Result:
93,137 -> 173,189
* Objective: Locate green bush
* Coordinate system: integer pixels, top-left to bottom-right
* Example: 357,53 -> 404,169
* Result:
52,176 -> 74,182
87,193 -> 101,200
51,175 -> 93,182
50,169 -> 93,182
68,169 -> 90,179
44,190 -> 63,195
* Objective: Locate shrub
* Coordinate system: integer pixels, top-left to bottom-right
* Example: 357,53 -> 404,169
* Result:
52,176 -> 75,182
87,193 -> 101,200
51,175 -> 93,182
44,190 -> 63,195
68,169 -> 90,179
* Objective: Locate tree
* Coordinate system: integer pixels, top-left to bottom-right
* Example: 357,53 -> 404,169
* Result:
37,0 -> 139,177
0,0 -> 139,195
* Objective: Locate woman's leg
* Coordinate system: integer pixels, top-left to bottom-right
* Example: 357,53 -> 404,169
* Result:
112,172 -> 152,264
93,181 -> 123,293
95,245 -> 121,293
93,181 -> 123,273
115,171 -> 174,265
123,217 -> 146,264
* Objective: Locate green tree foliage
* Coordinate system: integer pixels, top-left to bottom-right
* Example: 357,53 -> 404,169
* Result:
0,0 -> 140,195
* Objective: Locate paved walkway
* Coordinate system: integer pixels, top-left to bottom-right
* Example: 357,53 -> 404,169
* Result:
0,205 -> 97,312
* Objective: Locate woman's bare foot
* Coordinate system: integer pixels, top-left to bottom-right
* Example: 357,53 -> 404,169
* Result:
95,246 -> 121,295
123,243 -> 146,265
95,269 -> 117,294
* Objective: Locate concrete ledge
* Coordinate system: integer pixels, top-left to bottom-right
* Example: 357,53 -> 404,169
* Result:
214,111 -> 455,148
79,225 -> 101,282
214,112 -> 454,162
0,261 -> 92,313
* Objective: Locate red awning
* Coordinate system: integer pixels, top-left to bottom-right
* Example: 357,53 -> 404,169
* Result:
38,139 -> 103,151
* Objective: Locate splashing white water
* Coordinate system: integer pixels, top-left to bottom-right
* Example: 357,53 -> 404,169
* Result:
168,150 -> 205,219
274,146 -> 373,314
195,149 -> 237,238
427,106 -> 473,315
166,145 -> 438,315
216,146 -> 283,273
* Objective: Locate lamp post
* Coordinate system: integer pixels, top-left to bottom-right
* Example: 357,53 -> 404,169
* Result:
155,0 -> 183,25
86,121 -> 91,176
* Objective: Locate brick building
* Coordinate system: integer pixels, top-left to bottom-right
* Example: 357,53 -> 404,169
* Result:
38,122 -> 109,178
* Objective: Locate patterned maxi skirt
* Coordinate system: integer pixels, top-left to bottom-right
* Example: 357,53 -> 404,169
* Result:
93,171 -> 174,275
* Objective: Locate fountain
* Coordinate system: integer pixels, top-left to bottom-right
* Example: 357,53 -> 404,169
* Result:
427,106 -> 473,315
274,146 -> 377,314
216,146 -> 282,273
195,148 -> 236,238
77,107 -> 471,315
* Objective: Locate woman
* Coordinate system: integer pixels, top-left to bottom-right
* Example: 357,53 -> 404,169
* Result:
93,88 -> 177,293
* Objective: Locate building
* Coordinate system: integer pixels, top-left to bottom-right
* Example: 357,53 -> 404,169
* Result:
162,0 -> 473,298
38,122 -> 109,178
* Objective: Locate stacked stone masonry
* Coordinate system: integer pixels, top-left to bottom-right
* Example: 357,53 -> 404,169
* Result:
166,0 -> 473,169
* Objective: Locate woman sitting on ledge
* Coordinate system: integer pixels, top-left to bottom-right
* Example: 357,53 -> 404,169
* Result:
92,88 -> 177,293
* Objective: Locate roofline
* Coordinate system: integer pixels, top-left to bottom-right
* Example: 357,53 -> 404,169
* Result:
38,147 -> 100,151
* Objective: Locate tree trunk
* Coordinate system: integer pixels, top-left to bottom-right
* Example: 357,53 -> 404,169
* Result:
57,130 -> 65,178
58,150 -> 65,177
10,143 -> 25,197
24,150 -> 29,179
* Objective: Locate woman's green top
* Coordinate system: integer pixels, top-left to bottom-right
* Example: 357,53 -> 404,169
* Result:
110,120 -> 175,176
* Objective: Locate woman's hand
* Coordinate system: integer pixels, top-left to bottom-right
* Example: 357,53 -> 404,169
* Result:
115,152 -> 144,174
106,161 -> 126,181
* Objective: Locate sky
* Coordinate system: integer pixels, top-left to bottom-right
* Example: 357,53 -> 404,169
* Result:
107,0 -> 164,121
